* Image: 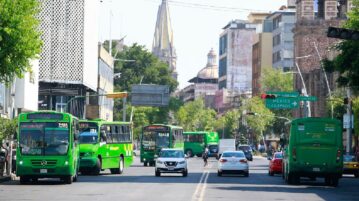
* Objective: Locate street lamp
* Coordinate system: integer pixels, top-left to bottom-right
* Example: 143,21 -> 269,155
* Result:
295,55 -> 312,117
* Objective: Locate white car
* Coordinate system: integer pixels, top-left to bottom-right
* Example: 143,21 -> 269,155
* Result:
217,151 -> 249,177
155,149 -> 188,177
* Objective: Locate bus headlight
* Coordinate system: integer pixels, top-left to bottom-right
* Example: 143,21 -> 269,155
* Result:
19,160 -> 23,165
64,161 -> 69,166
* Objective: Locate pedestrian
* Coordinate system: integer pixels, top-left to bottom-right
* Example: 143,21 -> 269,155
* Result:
202,147 -> 209,167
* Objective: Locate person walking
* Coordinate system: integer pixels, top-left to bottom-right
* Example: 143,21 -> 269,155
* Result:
202,147 -> 209,167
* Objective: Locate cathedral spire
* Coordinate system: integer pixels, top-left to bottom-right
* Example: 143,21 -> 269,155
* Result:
152,0 -> 177,80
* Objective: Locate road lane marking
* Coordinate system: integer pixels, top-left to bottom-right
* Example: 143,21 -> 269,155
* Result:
192,163 -> 212,201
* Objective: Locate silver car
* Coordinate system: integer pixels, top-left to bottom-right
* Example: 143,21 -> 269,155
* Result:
217,151 -> 249,177
155,149 -> 188,177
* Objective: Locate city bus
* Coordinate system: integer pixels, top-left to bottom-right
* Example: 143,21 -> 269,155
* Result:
16,111 -> 80,184
140,124 -> 183,166
78,120 -> 133,175
183,131 -> 219,157
283,117 -> 343,186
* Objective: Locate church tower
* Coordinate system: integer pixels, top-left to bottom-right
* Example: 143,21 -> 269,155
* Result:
152,0 -> 177,80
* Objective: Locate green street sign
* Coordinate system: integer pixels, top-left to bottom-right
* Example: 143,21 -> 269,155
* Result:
298,96 -> 317,101
265,97 -> 299,109
266,91 -> 299,97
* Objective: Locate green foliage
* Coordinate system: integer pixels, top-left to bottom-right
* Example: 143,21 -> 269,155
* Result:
0,118 -> 17,142
326,89 -> 346,119
322,0 -> 359,90
260,67 -> 294,93
176,98 -> 216,131
214,109 -> 241,139
240,97 -> 274,140
0,0 -> 42,84
352,97 -> 359,136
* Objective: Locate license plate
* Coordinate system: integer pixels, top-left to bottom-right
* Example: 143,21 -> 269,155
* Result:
313,167 -> 320,172
40,169 -> 47,174
168,167 -> 174,171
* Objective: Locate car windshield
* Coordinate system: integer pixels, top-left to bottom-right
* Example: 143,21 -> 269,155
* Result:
238,146 -> 252,152
274,153 -> 283,159
222,152 -> 245,158
159,150 -> 184,158
343,155 -> 356,162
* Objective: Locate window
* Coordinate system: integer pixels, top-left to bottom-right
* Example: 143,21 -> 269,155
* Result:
219,58 -> 227,77
219,35 -> 228,55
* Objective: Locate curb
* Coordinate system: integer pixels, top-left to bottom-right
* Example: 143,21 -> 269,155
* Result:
0,176 -> 11,183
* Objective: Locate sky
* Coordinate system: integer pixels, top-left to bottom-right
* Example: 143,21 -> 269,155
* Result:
99,0 -> 288,89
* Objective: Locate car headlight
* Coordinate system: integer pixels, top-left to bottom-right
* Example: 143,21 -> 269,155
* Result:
179,160 -> 186,164
157,160 -> 163,164
84,152 -> 93,157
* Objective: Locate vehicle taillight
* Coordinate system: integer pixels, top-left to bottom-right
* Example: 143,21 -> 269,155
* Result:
336,149 -> 341,162
292,147 -> 296,161
240,159 -> 247,163
220,159 -> 227,163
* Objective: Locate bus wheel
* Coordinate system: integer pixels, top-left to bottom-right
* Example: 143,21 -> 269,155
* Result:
31,178 -> 38,183
144,162 -> 148,167
110,157 -> 124,174
94,158 -> 101,175
354,172 -> 359,178
73,169 -> 78,182
119,157 -> 124,174
63,176 -> 73,184
20,176 -> 29,184
149,161 -> 155,166
185,150 -> 193,157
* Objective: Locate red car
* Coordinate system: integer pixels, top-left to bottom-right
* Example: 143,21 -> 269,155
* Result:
268,152 -> 283,176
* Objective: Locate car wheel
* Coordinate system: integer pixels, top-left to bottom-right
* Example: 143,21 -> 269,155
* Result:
217,171 -> 222,177
155,170 -> 161,177
144,161 -> 148,167
182,170 -> 188,177
244,172 -> 249,177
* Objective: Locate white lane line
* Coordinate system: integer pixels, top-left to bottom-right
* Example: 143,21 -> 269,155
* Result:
192,162 -> 212,201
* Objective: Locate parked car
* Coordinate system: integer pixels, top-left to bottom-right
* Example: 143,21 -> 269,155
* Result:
268,152 -> 283,176
155,149 -> 188,177
217,151 -> 249,177
237,145 -> 253,161
343,154 -> 359,178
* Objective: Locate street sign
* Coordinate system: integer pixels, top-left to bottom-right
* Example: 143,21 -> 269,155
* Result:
298,96 -> 317,101
131,84 -> 170,107
266,91 -> 299,97
265,97 -> 299,109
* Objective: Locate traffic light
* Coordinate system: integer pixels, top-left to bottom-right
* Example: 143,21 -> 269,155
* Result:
261,94 -> 277,99
327,26 -> 359,40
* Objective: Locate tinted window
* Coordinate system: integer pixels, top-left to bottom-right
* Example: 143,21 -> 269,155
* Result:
222,152 -> 245,158
159,150 -> 184,158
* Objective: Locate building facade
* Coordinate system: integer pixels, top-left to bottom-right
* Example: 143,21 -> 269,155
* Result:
293,0 -> 351,117
37,0 -> 99,118
218,20 -> 257,95
180,49 -> 218,108
152,0 -> 177,80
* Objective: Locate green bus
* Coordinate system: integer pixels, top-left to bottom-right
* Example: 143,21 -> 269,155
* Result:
283,118 -> 343,186
140,124 -> 184,166
78,120 -> 133,175
183,131 -> 219,157
16,111 -> 80,184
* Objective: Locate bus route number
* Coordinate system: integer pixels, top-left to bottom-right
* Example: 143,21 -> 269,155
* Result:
158,133 -> 169,137
58,123 -> 68,128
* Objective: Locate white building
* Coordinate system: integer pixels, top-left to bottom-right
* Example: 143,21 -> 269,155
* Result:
37,0 -> 99,118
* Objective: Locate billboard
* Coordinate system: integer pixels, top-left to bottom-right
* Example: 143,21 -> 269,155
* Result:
131,84 -> 170,107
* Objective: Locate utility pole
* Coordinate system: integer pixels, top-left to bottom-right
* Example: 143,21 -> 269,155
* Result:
346,87 -> 353,154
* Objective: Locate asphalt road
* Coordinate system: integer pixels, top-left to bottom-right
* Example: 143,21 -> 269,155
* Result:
1,156 -> 359,201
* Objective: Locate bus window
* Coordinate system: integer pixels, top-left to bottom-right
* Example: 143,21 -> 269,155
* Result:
112,125 -> 119,143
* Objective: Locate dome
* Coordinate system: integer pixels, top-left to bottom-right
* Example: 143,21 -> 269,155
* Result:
197,65 -> 218,79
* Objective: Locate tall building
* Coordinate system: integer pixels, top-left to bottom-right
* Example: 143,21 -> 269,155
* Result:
180,49 -> 218,108
218,20 -> 257,95
152,0 -> 177,80
267,9 -> 296,71
37,0 -> 99,118
293,0 -> 351,117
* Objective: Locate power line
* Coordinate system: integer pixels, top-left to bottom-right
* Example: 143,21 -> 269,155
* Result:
142,0 -> 273,13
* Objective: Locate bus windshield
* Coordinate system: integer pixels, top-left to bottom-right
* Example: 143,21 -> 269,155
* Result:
142,131 -> 170,149
79,132 -> 98,144
19,122 -> 69,155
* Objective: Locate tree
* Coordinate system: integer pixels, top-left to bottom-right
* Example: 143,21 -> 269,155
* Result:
260,67 -> 293,135
322,0 -> 359,89
0,0 -> 42,84
176,98 -> 216,131
0,118 -> 17,142
214,109 -> 241,139
240,97 -> 274,142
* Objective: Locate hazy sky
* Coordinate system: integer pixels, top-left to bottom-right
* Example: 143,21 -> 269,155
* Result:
99,0 -> 288,89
